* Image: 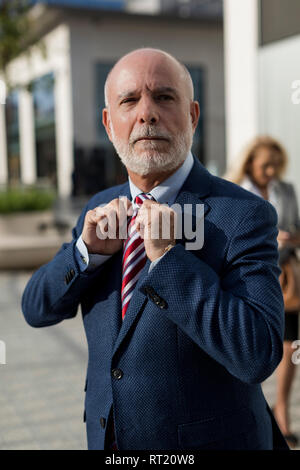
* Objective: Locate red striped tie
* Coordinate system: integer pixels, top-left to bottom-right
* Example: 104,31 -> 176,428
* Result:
121,193 -> 154,319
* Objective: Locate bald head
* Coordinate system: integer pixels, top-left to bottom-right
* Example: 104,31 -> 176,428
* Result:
104,48 -> 194,107
101,47 -> 200,180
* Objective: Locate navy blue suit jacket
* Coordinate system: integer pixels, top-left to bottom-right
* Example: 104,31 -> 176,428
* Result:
22,157 -> 289,450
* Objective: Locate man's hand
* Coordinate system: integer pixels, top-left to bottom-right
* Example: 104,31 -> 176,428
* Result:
135,200 -> 176,262
82,197 -> 132,254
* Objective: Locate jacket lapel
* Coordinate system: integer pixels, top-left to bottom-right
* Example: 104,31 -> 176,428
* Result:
107,250 -> 123,347
112,257 -> 151,357
174,190 -> 210,247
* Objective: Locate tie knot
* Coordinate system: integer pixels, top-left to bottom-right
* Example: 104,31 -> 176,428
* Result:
134,193 -> 154,208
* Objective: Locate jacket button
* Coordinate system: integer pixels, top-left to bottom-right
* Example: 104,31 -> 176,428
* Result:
100,417 -> 106,428
144,288 -> 167,309
158,299 -> 167,309
143,286 -> 167,308
65,269 -> 75,285
68,269 -> 75,281
143,285 -> 155,296
152,294 -> 161,304
112,368 -> 123,380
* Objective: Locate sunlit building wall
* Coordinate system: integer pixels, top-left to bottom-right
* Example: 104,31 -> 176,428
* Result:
258,0 -> 300,207
0,1 -> 225,197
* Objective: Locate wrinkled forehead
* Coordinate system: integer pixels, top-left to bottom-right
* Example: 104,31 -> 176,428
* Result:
107,52 -> 192,102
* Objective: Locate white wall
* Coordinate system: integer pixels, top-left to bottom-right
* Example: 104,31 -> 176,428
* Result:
0,101 -> 8,185
258,34 -> 300,207
126,0 -> 160,14
223,0 -> 259,167
69,14 -> 225,174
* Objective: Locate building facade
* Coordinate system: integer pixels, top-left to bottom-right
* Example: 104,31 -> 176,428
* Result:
0,0 -> 225,198
223,0 -> 300,207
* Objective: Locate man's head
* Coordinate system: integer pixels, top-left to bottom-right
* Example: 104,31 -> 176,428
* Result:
102,48 -> 200,177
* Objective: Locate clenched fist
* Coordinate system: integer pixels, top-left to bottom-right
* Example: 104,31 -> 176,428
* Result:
135,199 -> 176,262
82,197 -> 132,255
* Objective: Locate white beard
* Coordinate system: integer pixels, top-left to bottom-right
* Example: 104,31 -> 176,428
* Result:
109,122 -> 194,176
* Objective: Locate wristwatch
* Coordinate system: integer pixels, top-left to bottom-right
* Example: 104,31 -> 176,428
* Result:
163,243 -> 176,253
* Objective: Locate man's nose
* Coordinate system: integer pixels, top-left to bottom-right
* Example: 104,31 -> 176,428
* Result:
137,97 -> 159,124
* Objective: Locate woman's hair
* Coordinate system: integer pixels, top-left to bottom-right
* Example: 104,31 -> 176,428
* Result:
224,135 -> 288,185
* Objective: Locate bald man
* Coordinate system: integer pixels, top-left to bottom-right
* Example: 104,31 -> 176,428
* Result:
22,48 -> 288,450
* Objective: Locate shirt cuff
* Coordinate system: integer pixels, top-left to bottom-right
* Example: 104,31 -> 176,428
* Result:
148,244 -> 176,272
148,252 -> 168,273
75,235 -> 112,272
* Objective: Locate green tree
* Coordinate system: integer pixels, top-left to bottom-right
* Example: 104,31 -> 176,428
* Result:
0,0 -> 31,76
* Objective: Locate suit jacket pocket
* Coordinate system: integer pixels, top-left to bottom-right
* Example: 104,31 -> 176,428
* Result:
178,407 -> 257,450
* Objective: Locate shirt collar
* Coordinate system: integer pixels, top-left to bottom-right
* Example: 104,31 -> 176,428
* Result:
128,151 -> 194,206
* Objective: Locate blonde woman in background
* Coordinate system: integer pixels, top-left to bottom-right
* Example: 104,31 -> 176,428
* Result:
225,136 -> 300,448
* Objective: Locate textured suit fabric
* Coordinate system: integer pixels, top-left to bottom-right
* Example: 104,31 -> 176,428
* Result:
22,156 -> 288,450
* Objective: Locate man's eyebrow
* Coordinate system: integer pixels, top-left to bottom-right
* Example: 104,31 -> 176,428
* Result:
117,86 -> 179,101
152,86 -> 178,96
117,90 -> 137,101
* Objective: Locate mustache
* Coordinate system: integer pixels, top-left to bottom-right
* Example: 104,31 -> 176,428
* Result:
129,127 -> 171,144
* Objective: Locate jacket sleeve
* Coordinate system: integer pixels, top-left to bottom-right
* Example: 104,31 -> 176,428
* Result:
139,199 -> 284,385
21,200 -> 107,328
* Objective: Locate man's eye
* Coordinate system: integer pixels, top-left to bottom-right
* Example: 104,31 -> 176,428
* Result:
157,95 -> 173,101
121,98 -> 137,104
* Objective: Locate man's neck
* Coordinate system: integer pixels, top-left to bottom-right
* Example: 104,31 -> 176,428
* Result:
127,162 -> 184,193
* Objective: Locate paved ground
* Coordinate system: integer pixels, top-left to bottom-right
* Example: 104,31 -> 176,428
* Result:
0,271 -> 87,450
0,270 -> 299,450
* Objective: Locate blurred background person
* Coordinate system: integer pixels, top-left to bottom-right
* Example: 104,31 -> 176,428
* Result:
225,135 -> 300,448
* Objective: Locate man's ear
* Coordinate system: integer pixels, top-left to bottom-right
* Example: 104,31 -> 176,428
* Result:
190,101 -> 200,132
102,108 -> 113,142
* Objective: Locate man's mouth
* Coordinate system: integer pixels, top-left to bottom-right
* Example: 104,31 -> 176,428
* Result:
135,137 -> 168,143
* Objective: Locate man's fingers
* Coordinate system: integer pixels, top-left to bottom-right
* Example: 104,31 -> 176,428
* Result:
97,214 -> 109,234
85,208 -> 104,225
119,196 -> 132,209
96,209 -> 119,239
135,219 -> 145,239
135,203 -> 176,240
127,205 -> 134,217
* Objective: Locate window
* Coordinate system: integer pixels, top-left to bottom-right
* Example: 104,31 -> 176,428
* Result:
94,62 -> 127,190
32,73 -> 57,188
5,90 -> 20,185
